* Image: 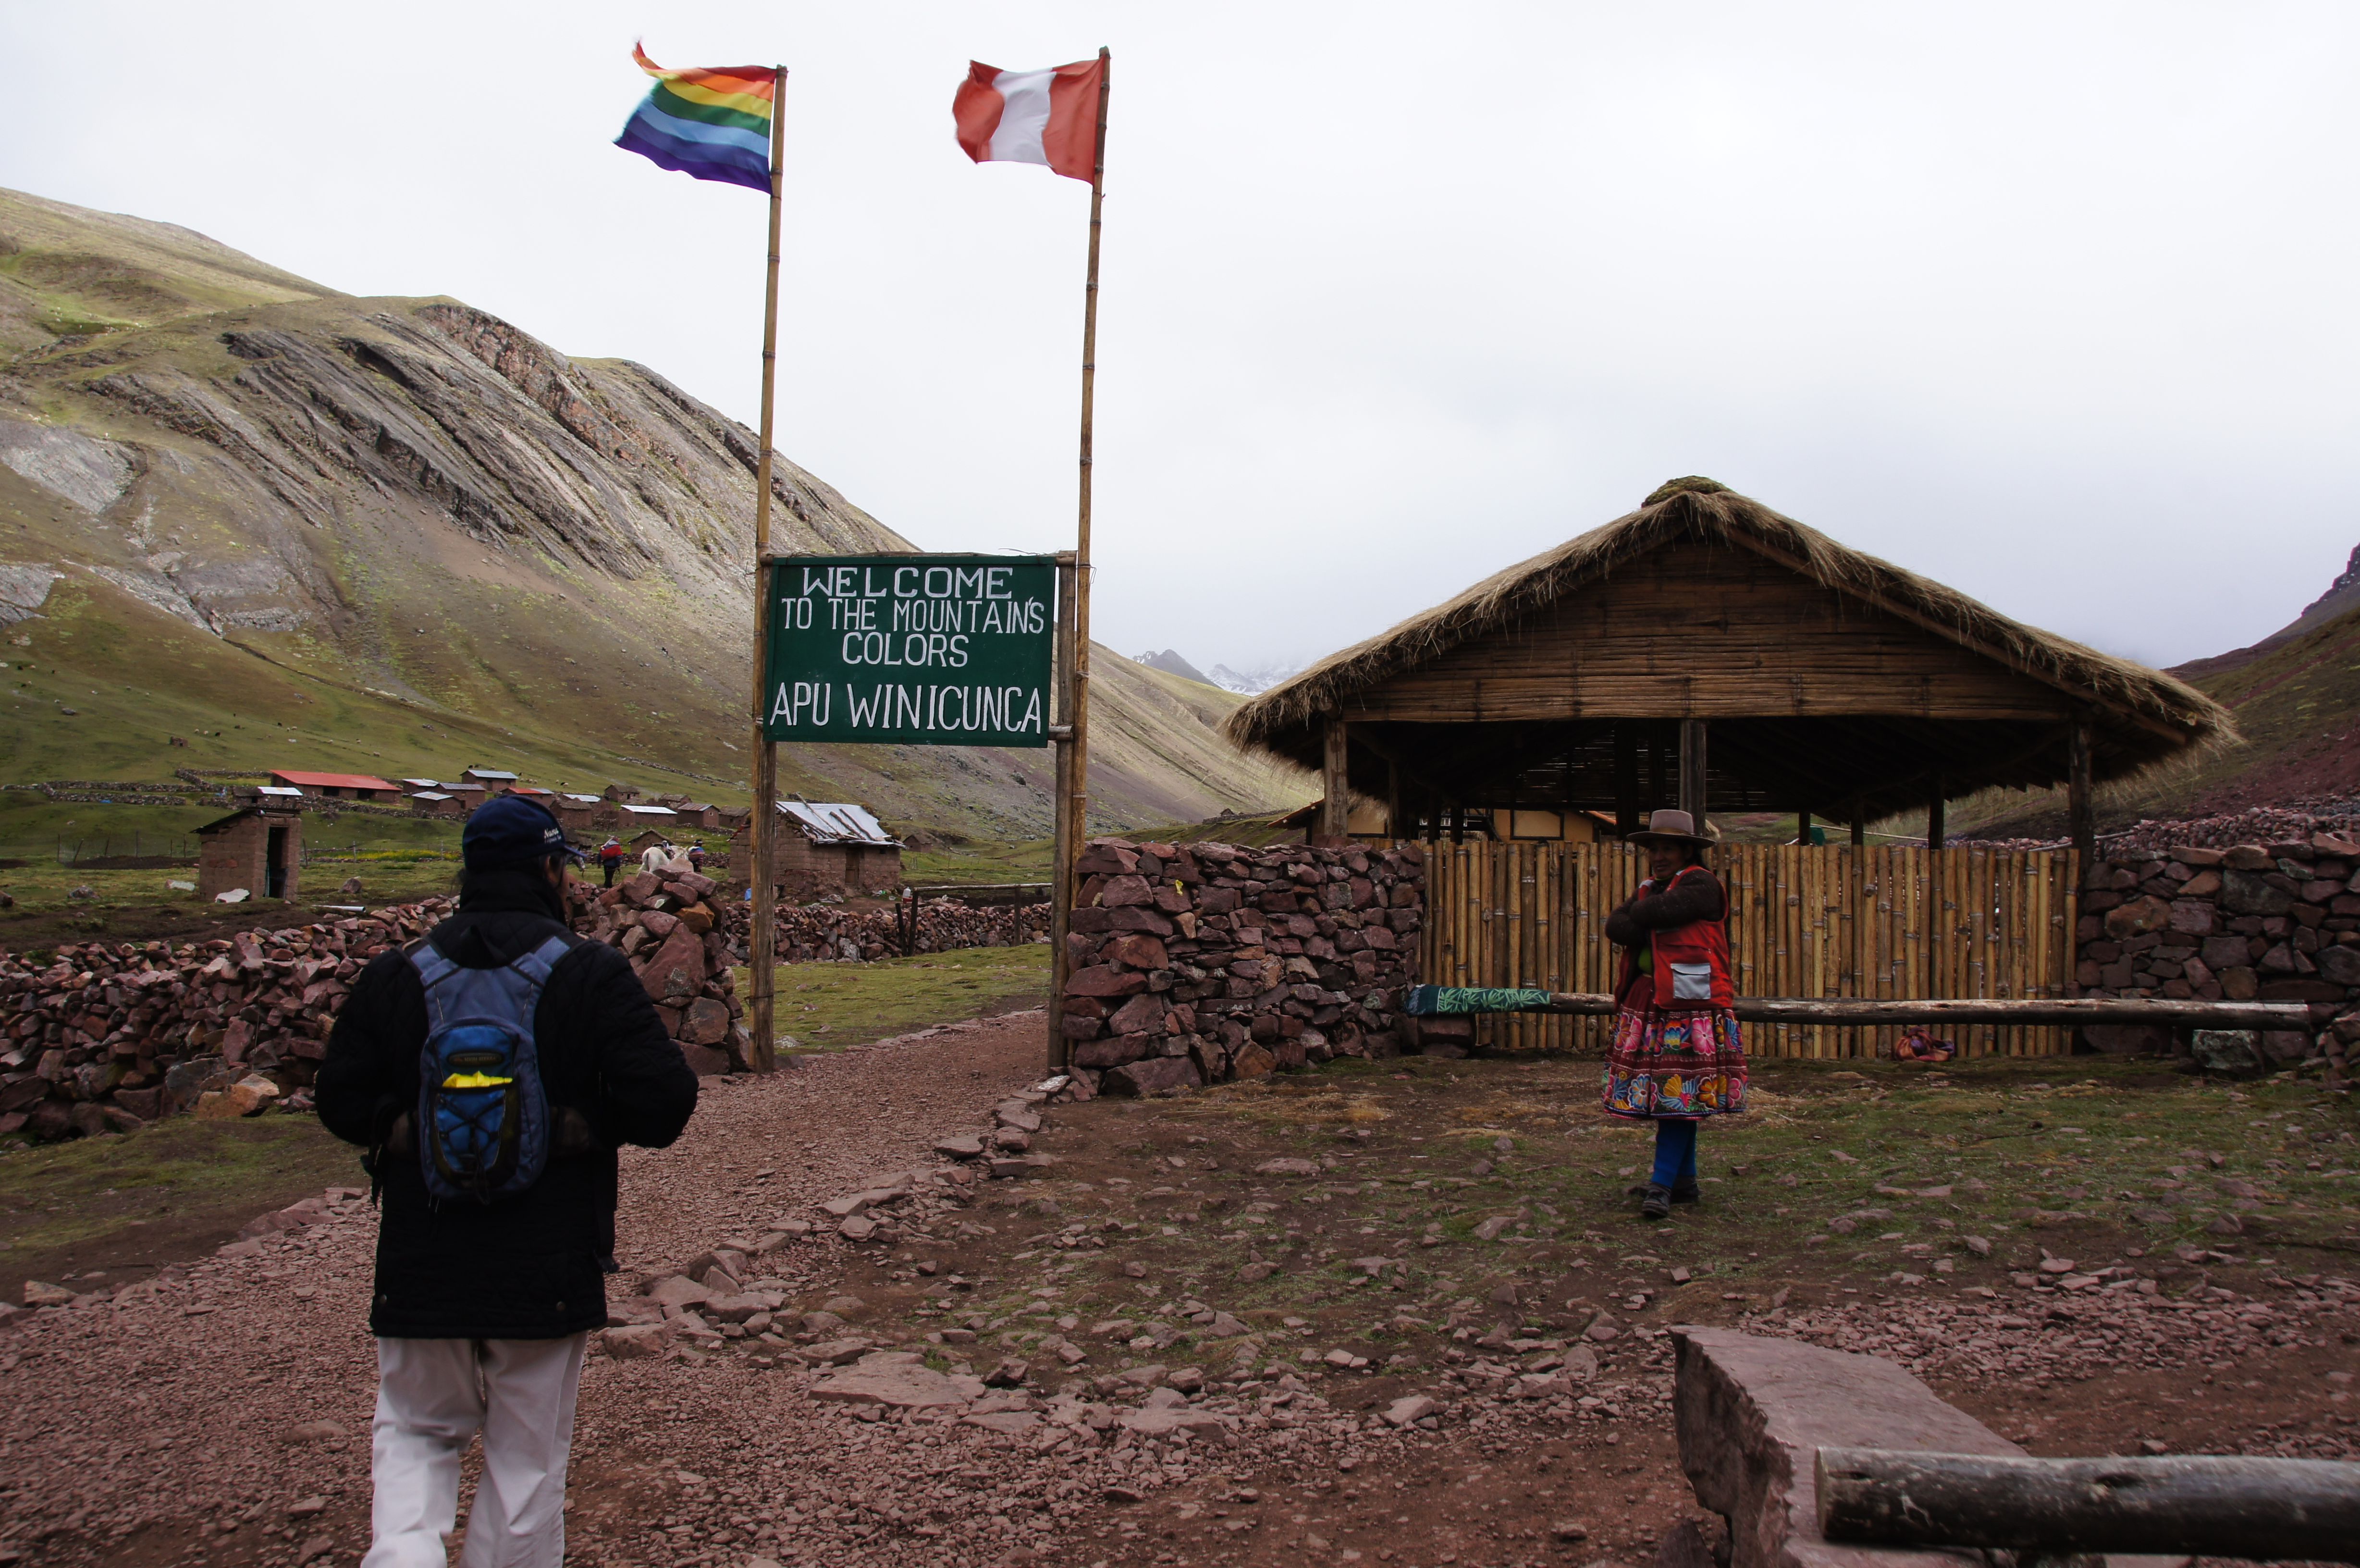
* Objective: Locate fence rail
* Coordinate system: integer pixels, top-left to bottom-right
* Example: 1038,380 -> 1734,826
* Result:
1417,841 -> 2081,1059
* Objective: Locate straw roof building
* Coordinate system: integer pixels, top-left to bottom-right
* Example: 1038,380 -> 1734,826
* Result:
1223,478 -> 2233,853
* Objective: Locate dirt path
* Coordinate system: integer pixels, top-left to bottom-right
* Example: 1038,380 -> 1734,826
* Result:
0,1014 -> 1063,1568
3,1039 -> 2356,1568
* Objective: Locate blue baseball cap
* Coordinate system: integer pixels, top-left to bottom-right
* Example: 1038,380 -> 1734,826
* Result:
462,794 -> 584,870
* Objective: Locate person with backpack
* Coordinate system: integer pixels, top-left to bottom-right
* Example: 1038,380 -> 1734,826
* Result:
598,836 -> 623,888
317,795 -> 698,1568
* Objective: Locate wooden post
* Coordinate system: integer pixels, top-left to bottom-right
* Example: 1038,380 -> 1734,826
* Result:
1385,757 -> 1401,844
1048,551 -> 1079,1073
1613,722 -> 1638,835
1927,777 -> 1945,851
2067,713 -> 2095,875
1678,719 -> 1708,828
1851,799 -> 1866,847
1319,713 -> 1350,843
745,65 -> 789,1076
1062,47 -> 1111,968
1797,808 -> 1813,846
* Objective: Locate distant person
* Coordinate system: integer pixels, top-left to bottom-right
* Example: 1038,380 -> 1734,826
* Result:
686,842 -> 706,874
598,837 -> 622,888
638,838 -> 671,876
316,795 -> 697,1568
1601,809 -> 1747,1221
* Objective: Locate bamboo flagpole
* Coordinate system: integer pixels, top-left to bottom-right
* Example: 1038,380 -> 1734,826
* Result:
746,64 -> 788,1075
1049,48 -> 1112,1075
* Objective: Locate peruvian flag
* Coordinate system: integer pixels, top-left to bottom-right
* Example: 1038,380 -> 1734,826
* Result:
953,57 -> 1105,183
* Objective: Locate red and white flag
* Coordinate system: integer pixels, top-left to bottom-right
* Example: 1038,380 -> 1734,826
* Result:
953,57 -> 1105,183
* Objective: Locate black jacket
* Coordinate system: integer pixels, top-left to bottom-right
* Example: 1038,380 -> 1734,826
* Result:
1603,868 -> 1727,949
316,870 -> 699,1339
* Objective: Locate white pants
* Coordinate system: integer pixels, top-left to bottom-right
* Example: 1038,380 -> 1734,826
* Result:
361,1334 -> 588,1568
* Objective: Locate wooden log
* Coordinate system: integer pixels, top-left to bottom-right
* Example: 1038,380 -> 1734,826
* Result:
1814,1447 -> 2360,1563
1506,992 -> 2311,1028
2068,713 -> 2096,874
1319,713 -> 1349,843
1679,719 -> 1708,826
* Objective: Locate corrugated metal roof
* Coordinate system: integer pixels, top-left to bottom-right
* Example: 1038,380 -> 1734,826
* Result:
257,785 -> 303,797
777,800 -> 901,846
463,767 -> 520,781
620,803 -> 677,817
271,770 -> 397,791
409,791 -> 453,801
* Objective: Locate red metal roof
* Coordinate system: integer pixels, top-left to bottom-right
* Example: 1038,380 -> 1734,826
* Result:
269,770 -> 398,792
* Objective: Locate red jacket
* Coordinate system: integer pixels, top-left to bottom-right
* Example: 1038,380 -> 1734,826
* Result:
1614,865 -> 1735,1009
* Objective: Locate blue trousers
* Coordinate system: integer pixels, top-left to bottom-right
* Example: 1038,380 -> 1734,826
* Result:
1650,1118 -> 1699,1188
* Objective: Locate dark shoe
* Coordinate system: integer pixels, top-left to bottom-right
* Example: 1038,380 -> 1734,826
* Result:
1640,1184 -> 1672,1220
1671,1178 -> 1701,1204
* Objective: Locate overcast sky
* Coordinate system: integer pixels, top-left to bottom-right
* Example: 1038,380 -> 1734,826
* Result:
6,2 -> 2355,676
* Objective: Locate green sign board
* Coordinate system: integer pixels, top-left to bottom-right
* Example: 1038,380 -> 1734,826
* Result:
761,554 -> 1056,747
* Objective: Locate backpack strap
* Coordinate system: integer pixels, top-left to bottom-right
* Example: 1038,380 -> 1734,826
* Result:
509,934 -> 572,990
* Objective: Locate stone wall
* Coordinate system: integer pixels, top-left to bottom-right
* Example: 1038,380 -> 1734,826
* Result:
723,897 -> 1051,964
0,900 -> 456,1141
1058,836 -> 1424,1097
2077,833 -> 2357,1079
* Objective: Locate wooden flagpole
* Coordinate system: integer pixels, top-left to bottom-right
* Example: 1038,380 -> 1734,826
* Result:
1052,47 -> 1111,1076
747,64 -> 788,1076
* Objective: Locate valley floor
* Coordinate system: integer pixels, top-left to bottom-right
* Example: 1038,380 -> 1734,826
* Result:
0,1028 -> 2356,1568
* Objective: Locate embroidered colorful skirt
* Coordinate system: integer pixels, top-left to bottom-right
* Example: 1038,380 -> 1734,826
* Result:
1602,1005 -> 1747,1119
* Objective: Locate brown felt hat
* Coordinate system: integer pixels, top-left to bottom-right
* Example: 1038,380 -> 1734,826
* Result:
1626,808 -> 1717,848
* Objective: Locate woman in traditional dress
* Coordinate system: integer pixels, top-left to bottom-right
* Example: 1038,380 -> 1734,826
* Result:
1602,808 -> 1747,1220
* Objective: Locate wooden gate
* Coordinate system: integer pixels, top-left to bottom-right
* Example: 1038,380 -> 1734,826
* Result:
1416,842 -> 2081,1058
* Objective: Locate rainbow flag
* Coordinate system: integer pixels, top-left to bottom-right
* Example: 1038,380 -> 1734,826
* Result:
614,46 -> 777,193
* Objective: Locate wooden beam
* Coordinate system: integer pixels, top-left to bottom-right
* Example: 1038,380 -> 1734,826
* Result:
1815,1447 -> 2360,1563
1678,719 -> 1708,824
1476,993 -> 2316,1028
1385,758 -> 1401,844
1614,722 -> 1638,833
1319,713 -> 1349,843
2068,713 -> 2096,874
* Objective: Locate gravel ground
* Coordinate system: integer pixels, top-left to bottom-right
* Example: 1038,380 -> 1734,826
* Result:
5,1028 -> 2357,1568
0,1012 -> 1083,1568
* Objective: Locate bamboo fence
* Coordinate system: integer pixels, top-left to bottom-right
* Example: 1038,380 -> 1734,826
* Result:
1415,841 -> 2080,1058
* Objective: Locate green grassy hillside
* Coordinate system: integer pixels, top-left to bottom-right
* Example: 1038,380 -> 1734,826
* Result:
0,187 -> 1308,846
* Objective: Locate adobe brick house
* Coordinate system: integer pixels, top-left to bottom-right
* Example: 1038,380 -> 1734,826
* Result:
734,801 -> 903,901
196,806 -> 303,901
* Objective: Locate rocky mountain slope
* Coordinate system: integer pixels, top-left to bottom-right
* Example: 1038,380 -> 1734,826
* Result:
1954,553 -> 2360,838
0,187 -> 1304,837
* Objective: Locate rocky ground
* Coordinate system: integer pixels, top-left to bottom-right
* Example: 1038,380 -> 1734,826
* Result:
1,1031 -> 2357,1568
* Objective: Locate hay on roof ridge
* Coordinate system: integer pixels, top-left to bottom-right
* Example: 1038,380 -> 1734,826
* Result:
1223,484 -> 2235,759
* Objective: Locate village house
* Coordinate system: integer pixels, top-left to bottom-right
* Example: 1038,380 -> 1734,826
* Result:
195,805 -> 302,902
735,800 -> 903,901
270,770 -> 399,802
408,791 -> 462,818
461,767 -> 519,795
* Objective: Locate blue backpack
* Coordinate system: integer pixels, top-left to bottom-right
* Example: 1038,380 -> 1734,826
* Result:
409,934 -> 569,1203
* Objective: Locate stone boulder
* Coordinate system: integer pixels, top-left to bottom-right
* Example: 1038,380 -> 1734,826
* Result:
1669,1326 -> 2025,1568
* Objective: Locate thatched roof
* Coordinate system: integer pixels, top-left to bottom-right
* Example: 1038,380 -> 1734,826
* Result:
1225,479 -> 2233,792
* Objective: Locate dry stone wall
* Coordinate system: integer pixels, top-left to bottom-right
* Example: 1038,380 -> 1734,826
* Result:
1058,836 -> 1424,1098
2077,833 -> 2359,1080
725,897 -> 1050,965
0,900 -> 456,1142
